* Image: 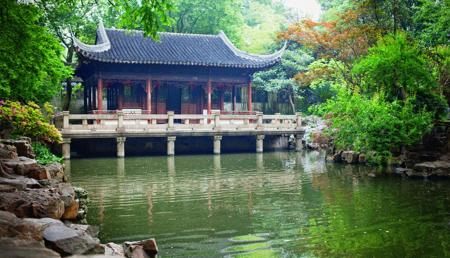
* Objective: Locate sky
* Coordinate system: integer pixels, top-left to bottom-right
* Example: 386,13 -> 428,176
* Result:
283,0 -> 322,21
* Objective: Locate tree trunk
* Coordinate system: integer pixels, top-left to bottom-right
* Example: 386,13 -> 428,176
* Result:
63,47 -> 74,111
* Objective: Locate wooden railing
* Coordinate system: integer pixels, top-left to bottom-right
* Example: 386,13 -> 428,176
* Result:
54,111 -> 302,133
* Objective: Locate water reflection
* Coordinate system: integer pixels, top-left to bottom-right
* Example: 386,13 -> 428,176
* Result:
69,151 -> 450,257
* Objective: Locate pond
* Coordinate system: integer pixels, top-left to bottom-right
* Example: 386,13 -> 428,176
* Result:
68,151 -> 450,257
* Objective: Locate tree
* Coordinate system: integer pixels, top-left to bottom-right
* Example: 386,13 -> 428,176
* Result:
166,0 -> 244,44
35,0 -> 173,110
0,0 -> 72,103
352,33 -> 435,100
253,47 -> 314,113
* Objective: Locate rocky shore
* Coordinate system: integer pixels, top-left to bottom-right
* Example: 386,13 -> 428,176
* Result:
301,117 -> 450,178
0,138 -> 158,258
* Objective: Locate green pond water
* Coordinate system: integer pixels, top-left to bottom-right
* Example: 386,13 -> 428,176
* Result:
68,151 -> 450,258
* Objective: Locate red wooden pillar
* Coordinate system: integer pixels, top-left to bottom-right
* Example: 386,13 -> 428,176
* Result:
146,79 -> 152,113
207,80 -> 212,114
247,80 -> 252,112
232,85 -> 236,112
97,78 -> 103,111
219,88 -> 224,112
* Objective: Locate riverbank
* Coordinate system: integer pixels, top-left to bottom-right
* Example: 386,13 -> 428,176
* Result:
0,138 -> 157,258
302,116 -> 450,178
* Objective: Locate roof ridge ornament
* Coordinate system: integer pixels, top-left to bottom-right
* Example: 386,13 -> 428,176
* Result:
73,20 -> 111,53
217,30 -> 286,61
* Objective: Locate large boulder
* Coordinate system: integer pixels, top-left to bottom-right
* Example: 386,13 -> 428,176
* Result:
43,223 -> 99,255
3,157 -> 51,180
0,143 -> 18,159
0,139 -> 35,158
25,218 -> 100,256
0,176 -> 40,190
0,211 -> 42,241
0,188 -> 65,219
0,237 -> 61,258
413,160 -> 450,177
45,162 -> 66,182
124,239 -> 158,258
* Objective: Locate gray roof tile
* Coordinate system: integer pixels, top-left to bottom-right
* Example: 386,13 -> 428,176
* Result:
74,23 -> 284,68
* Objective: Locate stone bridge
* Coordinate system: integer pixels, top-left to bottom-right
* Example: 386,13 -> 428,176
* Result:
54,111 -> 305,159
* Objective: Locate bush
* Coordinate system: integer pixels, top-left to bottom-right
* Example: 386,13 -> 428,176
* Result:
0,100 -> 62,143
31,142 -> 62,165
312,90 -> 434,164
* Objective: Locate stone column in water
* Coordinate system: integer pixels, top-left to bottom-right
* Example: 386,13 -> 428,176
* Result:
213,135 -> 222,154
62,138 -> 71,159
256,135 -> 265,153
167,136 -> 176,156
295,134 -> 303,152
116,137 -> 126,158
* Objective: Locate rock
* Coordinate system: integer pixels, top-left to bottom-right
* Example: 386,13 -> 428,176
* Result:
367,172 -> 376,178
341,151 -> 359,164
0,176 -> 40,190
413,160 -> 450,177
0,184 -> 17,192
57,183 -> 76,208
45,162 -> 65,182
0,139 -> 35,158
358,154 -> 366,163
62,200 -> 79,220
65,223 -> 99,239
394,167 -> 414,176
24,217 -> 64,230
3,157 -> 50,180
0,143 -> 18,159
326,150 -> 342,162
0,237 -> 61,258
0,188 -> 65,219
104,242 -> 124,256
0,211 -> 43,241
124,239 -> 158,258
68,255 -> 124,258
43,223 -> 99,255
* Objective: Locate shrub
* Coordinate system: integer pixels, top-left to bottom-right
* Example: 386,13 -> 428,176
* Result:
312,89 -> 434,164
0,100 -> 62,143
32,142 -> 62,165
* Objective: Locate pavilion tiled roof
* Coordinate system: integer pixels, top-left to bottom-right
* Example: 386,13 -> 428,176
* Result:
73,22 -> 285,69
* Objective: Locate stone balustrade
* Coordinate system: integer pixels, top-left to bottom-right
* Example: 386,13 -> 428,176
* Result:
54,111 -> 305,158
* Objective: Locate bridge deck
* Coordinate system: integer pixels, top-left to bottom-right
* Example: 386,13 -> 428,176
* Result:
54,111 -> 305,158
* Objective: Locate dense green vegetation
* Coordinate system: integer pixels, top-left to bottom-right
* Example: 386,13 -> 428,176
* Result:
32,142 -> 63,165
275,0 -> 449,163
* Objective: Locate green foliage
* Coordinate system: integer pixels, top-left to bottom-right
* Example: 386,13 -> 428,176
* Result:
112,0 -> 173,39
0,0 -> 72,103
313,90 -> 433,164
167,0 -> 243,44
352,33 -> 436,101
253,48 -> 315,112
32,142 -> 62,165
413,0 -> 450,47
0,100 -> 62,143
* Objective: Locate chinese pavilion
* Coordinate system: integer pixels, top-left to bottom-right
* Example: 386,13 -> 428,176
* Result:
74,22 -> 284,114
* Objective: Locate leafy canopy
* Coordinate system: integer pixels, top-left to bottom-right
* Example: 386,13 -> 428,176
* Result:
0,0 -> 72,103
